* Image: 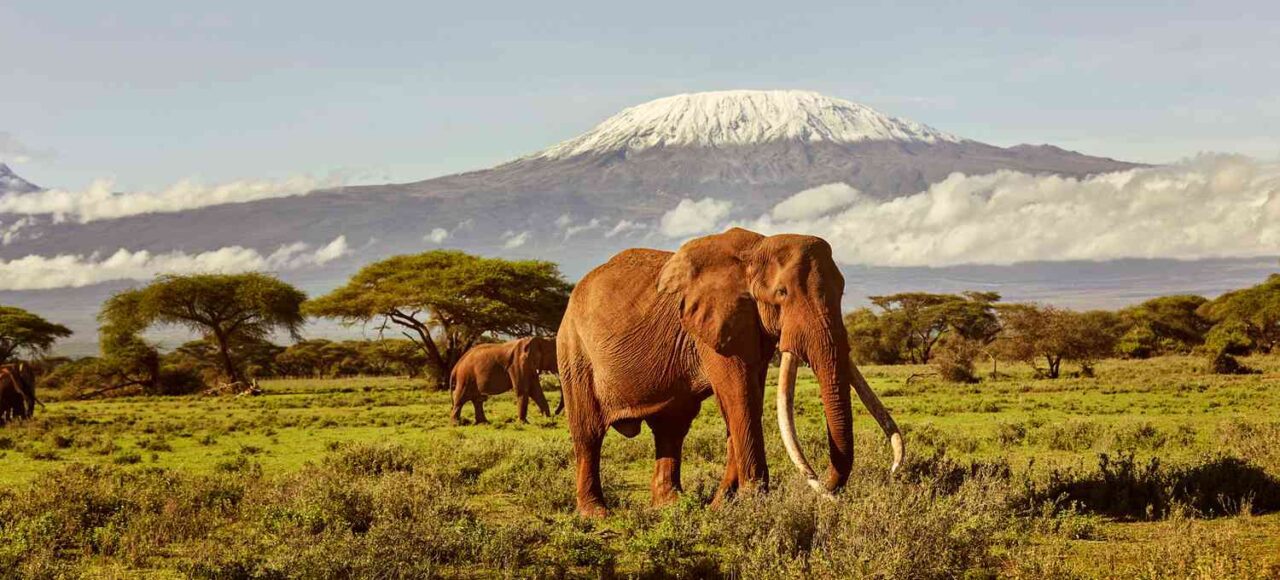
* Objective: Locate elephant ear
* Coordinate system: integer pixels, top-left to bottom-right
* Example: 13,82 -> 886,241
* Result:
658,229 -> 764,356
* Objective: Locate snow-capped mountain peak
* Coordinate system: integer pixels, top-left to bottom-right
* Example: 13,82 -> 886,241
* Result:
534,90 -> 961,159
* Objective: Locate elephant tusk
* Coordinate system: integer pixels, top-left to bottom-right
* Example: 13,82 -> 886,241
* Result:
849,365 -> 905,474
776,352 -> 835,499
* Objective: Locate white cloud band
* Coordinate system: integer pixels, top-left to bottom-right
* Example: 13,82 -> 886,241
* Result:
748,154 -> 1280,267
0,236 -> 350,291
0,174 -> 343,223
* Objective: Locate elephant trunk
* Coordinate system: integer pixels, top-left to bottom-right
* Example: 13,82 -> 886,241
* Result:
776,318 -> 904,497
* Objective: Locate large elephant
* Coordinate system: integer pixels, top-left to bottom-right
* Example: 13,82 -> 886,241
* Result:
558,228 -> 904,516
0,362 -> 37,425
449,336 -> 560,425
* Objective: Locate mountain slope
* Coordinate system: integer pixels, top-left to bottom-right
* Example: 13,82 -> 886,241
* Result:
0,164 -> 41,194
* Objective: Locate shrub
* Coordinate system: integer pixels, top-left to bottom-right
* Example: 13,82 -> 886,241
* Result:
1209,351 -> 1257,375
1036,420 -> 1100,452
323,442 -> 422,477
933,338 -> 981,383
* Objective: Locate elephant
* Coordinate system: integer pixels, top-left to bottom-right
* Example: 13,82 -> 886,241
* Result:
0,362 -> 37,425
557,228 -> 904,517
449,336 -> 560,425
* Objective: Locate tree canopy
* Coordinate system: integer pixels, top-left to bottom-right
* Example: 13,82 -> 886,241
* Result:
993,304 -> 1122,378
854,291 -> 1001,364
1198,274 -> 1280,356
0,305 -> 73,363
100,273 -> 306,385
1116,294 -> 1211,358
275,338 -> 428,379
304,250 -> 572,388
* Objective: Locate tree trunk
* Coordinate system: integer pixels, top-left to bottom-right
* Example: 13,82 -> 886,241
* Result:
1046,355 -> 1061,379
408,323 -> 449,390
212,329 -> 245,385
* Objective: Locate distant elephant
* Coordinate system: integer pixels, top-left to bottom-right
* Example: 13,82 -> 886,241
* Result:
450,337 -> 559,425
0,362 -> 37,425
558,228 -> 904,517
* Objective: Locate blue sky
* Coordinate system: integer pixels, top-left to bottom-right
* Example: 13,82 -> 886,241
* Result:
3,1 -> 1279,190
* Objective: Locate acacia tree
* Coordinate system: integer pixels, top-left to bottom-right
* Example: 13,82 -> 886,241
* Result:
1116,294 -> 1211,358
866,291 -> 1000,364
844,307 -> 909,365
0,305 -> 72,364
100,273 -> 306,385
995,304 -> 1121,378
304,251 -> 572,389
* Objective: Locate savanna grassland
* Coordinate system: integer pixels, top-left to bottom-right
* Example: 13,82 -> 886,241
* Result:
2,356 -> 1280,578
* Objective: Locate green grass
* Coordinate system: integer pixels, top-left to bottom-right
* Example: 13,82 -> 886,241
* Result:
2,356 -> 1280,577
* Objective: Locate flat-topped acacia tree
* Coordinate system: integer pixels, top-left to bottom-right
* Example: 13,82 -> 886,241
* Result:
304,251 -> 572,389
0,305 -> 73,364
100,273 -> 306,385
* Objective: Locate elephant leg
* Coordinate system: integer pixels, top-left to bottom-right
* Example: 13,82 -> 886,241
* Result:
516,394 -> 530,423
472,397 -> 489,424
554,394 -> 565,416
573,428 -> 607,517
649,418 -> 691,507
713,356 -> 765,504
565,372 -> 608,516
713,438 -> 739,506
706,355 -> 768,495
450,383 -> 468,426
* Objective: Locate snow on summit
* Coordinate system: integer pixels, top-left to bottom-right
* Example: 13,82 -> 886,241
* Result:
535,90 -> 962,159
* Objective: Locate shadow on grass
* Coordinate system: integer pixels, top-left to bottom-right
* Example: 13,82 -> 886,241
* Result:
1038,452 -> 1280,519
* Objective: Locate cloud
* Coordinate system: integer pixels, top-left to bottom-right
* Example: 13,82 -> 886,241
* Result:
424,228 -> 449,244
0,132 -> 53,164
659,197 -> 733,237
502,230 -> 530,249
0,173 -> 344,223
746,154 -> 1280,267
604,219 -> 646,238
554,215 -> 602,240
1,217 -> 38,245
771,183 -> 860,221
0,236 -> 350,291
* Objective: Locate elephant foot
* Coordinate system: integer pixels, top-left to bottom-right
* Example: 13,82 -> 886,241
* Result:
650,488 -> 681,508
576,501 -> 609,519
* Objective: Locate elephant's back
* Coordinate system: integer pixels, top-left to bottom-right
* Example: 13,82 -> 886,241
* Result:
566,249 -> 672,327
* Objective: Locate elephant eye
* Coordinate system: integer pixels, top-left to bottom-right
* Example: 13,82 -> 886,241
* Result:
775,287 -> 788,298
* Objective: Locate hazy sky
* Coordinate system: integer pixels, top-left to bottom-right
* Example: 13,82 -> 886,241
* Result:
3,1 -> 1279,190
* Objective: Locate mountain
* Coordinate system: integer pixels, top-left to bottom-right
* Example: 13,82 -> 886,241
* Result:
402,90 -> 1134,212
0,90 -> 1138,260
0,163 -> 41,194
1,90 -> 1161,343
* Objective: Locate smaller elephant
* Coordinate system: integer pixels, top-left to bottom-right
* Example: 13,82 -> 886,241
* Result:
450,337 -> 559,425
0,362 -> 37,425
